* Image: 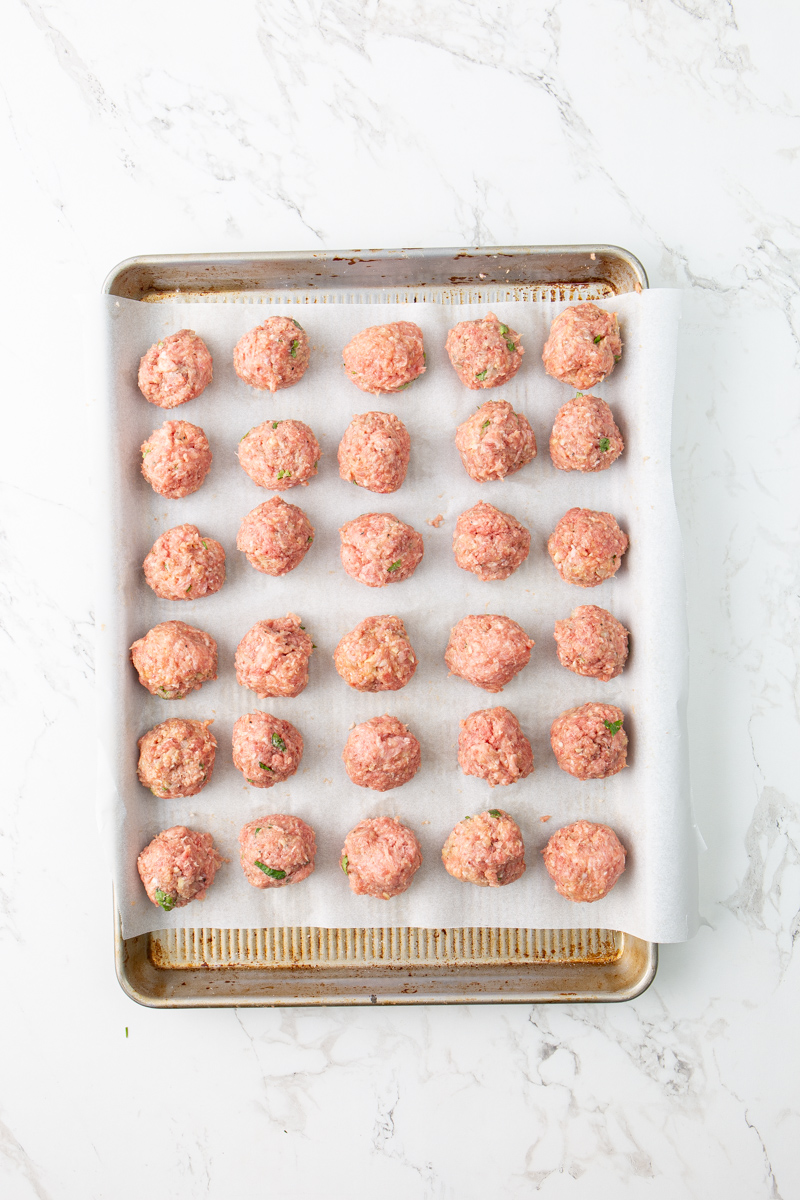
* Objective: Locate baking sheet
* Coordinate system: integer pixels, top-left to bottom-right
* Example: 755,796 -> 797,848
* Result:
96,288 -> 697,942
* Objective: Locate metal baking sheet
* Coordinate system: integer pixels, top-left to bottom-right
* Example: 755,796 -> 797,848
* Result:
103,245 -> 658,1007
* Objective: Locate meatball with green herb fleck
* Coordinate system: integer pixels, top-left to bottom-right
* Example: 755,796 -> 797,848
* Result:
542,304 -> 622,389
333,615 -> 417,692
339,512 -> 424,587
130,621 -> 217,699
342,715 -> 421,792
550,702 -> 628,780
140,420 -> 212,499
237,497 -> 314,576
455,400 -> 537,483
138,330 -> 213,409
547,508 -> 628,587
453,501 -> 530,581
238,419 -> 320,490
143,524 -> 225,601
342,322 -> 426,394
137,826 -> 224,912
235,613 -> 313,698
549,394 -> 623,473
446,312 -> 524,389
232,712 -> 303,789
338,411 -> 410,493
442,809 -> 526,887
233,316 -> 310,392
137,718 -> 216,798
341,817 -> 422,899
239,815 -> 316,889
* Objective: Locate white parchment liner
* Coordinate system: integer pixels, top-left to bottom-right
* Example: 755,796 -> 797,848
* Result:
96,288 -> 697,942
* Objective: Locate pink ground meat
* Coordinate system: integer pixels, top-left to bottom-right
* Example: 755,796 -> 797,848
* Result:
130,621 -> 217,699
550,702 -> 628,780
458,707 -> 533,788
339,512 -> 424,587
542,820 -> 627,902
455,400 -> 537,483
140,420 -> 212,499
342,321 -> 426,394
237,497 -> 314,576
232,712 -> 303,788
441,809 -> 526,887
553,605 -> 629,681
137,826 -> 223,911
137,330 -> 213,409
233,316 -> 310,392
238,815 -> 316,889
549,394 -> 624,473
333,615 -> 417,692
143,524 -> 226,601
338,411 -> 410,493
342,714 -> 421,792
445,312 -> 524,389
137,718 -> 216,798
547,508 -> 628,587
542,304 -> 622,389
234,614 -> 313,698
238,419 -> 320,490
452,501 -> 531,581
341,817 -> 422,898
445,614 -> 534,692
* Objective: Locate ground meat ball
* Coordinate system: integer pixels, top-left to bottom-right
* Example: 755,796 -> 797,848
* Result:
137,826 -> 223,912
235,614 -> 313,698
341,817 -> 422,898
342,321 -> 426,394
238,419 -> 320,490
553,605 -> 629,681
455,400 -> 537,483
137,718 -> 216,798
547,508 -> 628,587
130,621 -> 218,699
338,411 -> 410,493
140,420 -> 212,499
237,497 -> 314,576
458,707 -> 534,788
445,312 -> 524,389
333,615 -> 417,692
239,815 -> 316,889
339,512 -> 424,587
138,330 -> 213,409
232,712 -> 303,788
233,316 -> 310,392
542,304 -> 622,389
453,501 -> 531,582
549,394 -> 624,473
441,809 -> 526,887
342,715 -> 421,792
143,524 -> 225,601
550,702 -> 628,780
542,820 -> 627,902
445,614 -> 534,692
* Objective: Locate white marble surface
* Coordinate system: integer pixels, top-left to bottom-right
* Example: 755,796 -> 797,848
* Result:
1,2 -> 797,1197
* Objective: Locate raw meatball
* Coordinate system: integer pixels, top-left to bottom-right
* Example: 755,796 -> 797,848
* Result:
455,400 -> 537,483
237,497 -> 314,576
548,508 -> 628,587
130,621 -> 218,699
549,394 -> 624,473
542,820 -> 627,902
137,718 -> 216,798
339,512 -> 424,587
338,411 -> 410,493
138,330 -> 213,409
441,809 -> 525,887
140,420 -> 212,499
445,614 -> 534,692
232,712 -> 303,788
137,826 -> 223,911
235,614 -> 313,698
233,316 -> 310,392
340,817 -> 422,898
553,605 -> 629,681
550,702 -> 628,780
342,321 -> 426,394
342,714 -> 421,792
453,501 -> 530,581
238,419 -> 320,490
458,707 -> 533,788
239,815 -> 316,889
445,312 -> 524,389
542,303 -> 622,389
333,615 -> 417,692
143,524 -> 226,601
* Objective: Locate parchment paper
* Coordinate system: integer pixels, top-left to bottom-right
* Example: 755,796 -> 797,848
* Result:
96,288 -> 698,942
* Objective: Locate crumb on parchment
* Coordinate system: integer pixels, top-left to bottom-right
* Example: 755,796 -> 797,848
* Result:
427,514 -> 444,528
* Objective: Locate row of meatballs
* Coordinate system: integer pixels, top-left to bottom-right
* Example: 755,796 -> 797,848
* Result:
137,815 -> 628,912
137,304 -> 622,407
140,393 -> 623,502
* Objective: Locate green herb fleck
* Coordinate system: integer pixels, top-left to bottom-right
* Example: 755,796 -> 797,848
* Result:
255,827 -> 261,833
272,421 -> 279,429
475,369 -> 488,381
125,1027 -> 128,1038
272,732 -> 287,752
202,540 -> 208,549
387,560 -> 402,572
593,334 -> 603,344
240,428 -> 254,442
505,340 -> 516,352
290,339 -> 300,358
314,460 -> 319,469
341,855 -> 349,875
258,761 -> 274,772
277,469 -> 291,480
499,323 -> 509,336
464,815 -> 472,821
185,585 -> 192,593
154,889 -> 176,912
488,809 -> 502,819
299,625 -> 305,630
481,418 -> 490,429
292,318 -> 304,330
614,354 -> 621,362
395,381 -> 412,391
576,392 -> 583,398
142,447 -> 152,456
157,687 -> 170,698
423,351 -> 427,363
307,534 -> 313,542
255,861 -> 286,880
598,437 -> 610,453
603,718 -> 623,736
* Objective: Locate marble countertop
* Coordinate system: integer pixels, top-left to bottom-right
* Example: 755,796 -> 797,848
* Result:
1,2 -> 797,1196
